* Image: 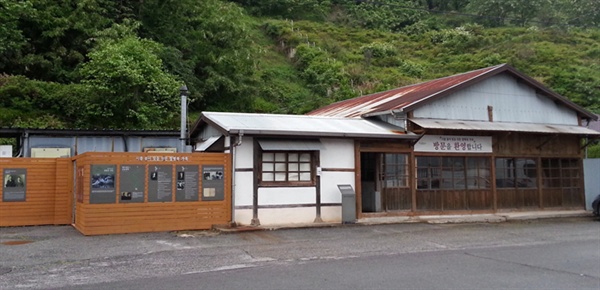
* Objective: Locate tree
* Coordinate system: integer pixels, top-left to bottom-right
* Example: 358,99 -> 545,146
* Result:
344,0 -> 427,31
467,0 -> 543,27
129,0 -> 260,112
2,0 -> 116,82
77,22 -> 180,129
0,0 -> 30,59
230,0 -> 332,20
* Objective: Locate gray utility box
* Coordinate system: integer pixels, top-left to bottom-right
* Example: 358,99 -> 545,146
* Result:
338,184 -> 356,224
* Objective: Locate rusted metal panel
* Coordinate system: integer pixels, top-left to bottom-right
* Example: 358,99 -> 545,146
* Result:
308,65 -> 503,117
308,64 -> 598,121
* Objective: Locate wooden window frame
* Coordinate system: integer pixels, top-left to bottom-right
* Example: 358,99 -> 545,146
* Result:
541,158 -> 580,189
495,157 -> 538,189
416,156 -> 491,190
259,151 -> 316,187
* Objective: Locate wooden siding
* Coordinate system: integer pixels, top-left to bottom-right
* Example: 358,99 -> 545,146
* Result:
495,133 -> 580,157
416,189 -> 492,211
358,130 -> 584,216
0,158 -> 73,226
73,152 -> 231,235
497,189 -> 539,209
382,187 -> 411,211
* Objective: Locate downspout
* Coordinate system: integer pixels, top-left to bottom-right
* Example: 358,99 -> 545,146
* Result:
230,130 -> 244,226
22,131 -> 29,157
584,118 -> 591,159
122,135 -> 129,152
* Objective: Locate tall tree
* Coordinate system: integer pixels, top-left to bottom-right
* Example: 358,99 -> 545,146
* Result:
130,0 -> 259,111
0,0 -> 29,59
77,22 -> 180,129
2,0 -> 116,82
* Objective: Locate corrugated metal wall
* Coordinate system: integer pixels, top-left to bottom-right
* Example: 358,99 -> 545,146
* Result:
584,158 -> 600,210
414,74 -> 578,125
28,136 -> 179,156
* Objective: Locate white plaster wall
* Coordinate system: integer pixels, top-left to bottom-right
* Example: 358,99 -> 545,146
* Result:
258,187 -> 316,205
234,209 -> 254,225
234,172 -> 253,206
232,138 -> 254,209
320,171 -> 354,204
414,74 -> 578,125
320,138 -> 355,168
234,136 -> 254,169
232,136 -> 354,226
321,206 -> 342,223
235,206 -> 342,225
256,207 -> 317,225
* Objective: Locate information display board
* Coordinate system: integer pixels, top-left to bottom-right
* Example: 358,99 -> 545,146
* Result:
202,165 -> 224,201
148,165 -> 173,202
175,165 -> 199,202
119,165 -> 145,203
90,165 -> 116,204
3,168 -> 27,202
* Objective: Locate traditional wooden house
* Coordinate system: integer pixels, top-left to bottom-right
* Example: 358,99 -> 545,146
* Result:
191,64 -> 599,226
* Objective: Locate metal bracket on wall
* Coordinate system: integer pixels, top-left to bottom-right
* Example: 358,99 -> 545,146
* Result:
536,134 -> 559,150
580,137 -> 600,150
410,133 -> 426,146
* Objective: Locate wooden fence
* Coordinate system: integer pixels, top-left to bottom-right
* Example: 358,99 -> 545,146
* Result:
0,158 -> 73,226
73,152 -> 231,235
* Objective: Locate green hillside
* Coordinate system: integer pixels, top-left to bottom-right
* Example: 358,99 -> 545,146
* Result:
1,0 -> 599,130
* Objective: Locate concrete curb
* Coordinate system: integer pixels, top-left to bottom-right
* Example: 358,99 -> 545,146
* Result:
211,210 -> 596,234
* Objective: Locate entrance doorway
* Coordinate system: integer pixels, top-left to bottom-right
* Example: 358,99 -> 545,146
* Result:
361,152 -> 411,213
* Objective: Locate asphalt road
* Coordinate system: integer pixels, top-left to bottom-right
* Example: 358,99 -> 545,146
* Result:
1,217 -> 599,289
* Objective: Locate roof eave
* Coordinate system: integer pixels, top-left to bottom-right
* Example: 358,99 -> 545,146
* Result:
227,129 -> 418,140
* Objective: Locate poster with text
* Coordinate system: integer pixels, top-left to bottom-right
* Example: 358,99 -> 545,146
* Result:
175,165 -> 199,202
3,168 -> 27,202
90,165 -> 116,204
119,165 -> 145,203
148,165 -> 173,202
202,165 -> 224,201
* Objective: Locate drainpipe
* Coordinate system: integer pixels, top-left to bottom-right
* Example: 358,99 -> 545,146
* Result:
584,118 -> 591,159
230,130 -> 244,226
179,85 -> 189,153
22,131 -> 29,157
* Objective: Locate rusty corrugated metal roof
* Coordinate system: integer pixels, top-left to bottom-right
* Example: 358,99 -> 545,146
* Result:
308,65 -> 502,118
307,64 -> 598,121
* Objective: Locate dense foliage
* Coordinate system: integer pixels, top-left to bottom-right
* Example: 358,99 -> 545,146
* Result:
1,0 -> 599,132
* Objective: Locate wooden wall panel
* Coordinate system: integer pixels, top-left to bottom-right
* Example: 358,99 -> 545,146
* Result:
494,133 -> 581,157
466,190 -> 493,210
0,158 -> 72,226
382,188 -> 411,211
73,152 -> 231,235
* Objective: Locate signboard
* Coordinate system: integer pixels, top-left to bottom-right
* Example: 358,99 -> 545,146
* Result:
414,135 -> 492,153
90,165 -> 116,204
3,168 -> 26,202
148,165 -> 173,202
202,165 -> 224,201
119,165 -> 145,203
176,165 -> 199,202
